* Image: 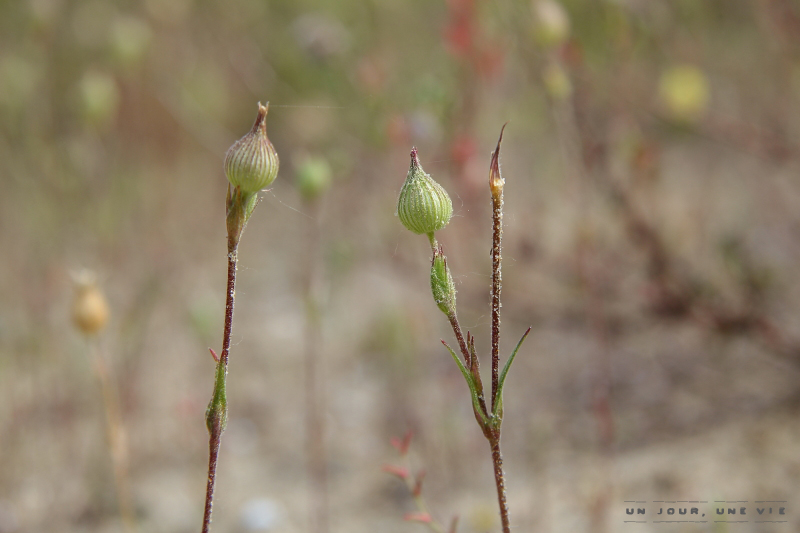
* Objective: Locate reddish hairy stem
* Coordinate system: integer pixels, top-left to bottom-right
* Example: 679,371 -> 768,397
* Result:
221,240 -> 238,366
447,313 -> 471,367
490,193 -> 502,409
202,432 -> 222,533
201,240 -> 238,533
487,126 -> 511,533
489,435 -> 511,533
489,126 -> 505,412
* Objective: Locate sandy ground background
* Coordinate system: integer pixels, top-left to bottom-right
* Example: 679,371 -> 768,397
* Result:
2,1 -> 800,532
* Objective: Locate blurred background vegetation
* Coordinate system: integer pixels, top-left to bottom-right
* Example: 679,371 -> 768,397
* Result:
2,0 -> 800,532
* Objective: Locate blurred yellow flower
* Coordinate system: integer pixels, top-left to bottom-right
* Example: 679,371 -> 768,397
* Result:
659,64 -> 710,122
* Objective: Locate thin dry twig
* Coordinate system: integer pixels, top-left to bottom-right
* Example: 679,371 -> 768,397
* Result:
384,432 -> 458,533
89,341 -> 135,533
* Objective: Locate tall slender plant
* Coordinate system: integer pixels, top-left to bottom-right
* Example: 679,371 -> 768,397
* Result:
201,102 -> 279,533
72,271 -> 135,533
396,126 -> 529,533
295,155 -> 334,533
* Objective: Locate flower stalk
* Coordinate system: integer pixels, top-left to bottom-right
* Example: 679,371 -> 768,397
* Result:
201,103 -> 278,533
396,128 -> 530,533
72,274 -> 135,533
489,125 -> 505,413
295,156 -> 333,533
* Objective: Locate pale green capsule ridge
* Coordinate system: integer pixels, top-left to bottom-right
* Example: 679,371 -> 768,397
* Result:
225,102 -> 279,194
397,147 -> 453,237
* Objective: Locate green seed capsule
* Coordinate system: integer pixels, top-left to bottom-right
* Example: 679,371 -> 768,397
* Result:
397,148 -> 452,236
225,102 -> 279,193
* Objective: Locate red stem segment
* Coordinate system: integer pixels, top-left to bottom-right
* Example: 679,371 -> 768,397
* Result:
201,241 -> 238,533
489,125 -> 505,413
448,314 -> 471,368
489,125 -> 510,533
221,242 -> 238,367
490,436 -> 511,533
202,434 -> 222,533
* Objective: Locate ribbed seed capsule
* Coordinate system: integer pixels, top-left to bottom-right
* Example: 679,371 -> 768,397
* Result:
225,102 -> 279,193
397,148 -> 452,236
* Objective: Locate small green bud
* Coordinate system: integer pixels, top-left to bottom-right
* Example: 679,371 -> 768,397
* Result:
226,185 -> 258,246
225,102 -> 280,194
397,148 -> 452,237
295,155 -> 332,201
110,16 -> 152,67
206,360 -> 228,435
532,0 -> 570,48
542,61 -> 572,101
431,245 -> 456,317
79,71 -> 120,127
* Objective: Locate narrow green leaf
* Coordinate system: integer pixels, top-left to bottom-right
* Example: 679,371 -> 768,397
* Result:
492,327 -> 531,419
442,340 -> 489,427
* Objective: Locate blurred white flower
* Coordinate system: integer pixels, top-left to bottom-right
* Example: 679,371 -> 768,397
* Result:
240,498 -> 284,532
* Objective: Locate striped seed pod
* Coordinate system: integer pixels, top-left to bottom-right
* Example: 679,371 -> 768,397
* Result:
225,102 -> 279,193
396,148 -> 452,237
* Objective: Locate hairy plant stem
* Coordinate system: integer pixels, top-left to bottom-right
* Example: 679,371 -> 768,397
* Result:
489,126 -> 505,413
201,238 -> 238,533
489,434 -> 510,533
201,430 -> 222,533
447,314 -> 471,368
489,126 -> 511,533
424,127 -> 514,533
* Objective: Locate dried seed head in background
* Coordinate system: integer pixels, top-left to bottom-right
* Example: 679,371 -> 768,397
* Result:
71,270 -> 109,336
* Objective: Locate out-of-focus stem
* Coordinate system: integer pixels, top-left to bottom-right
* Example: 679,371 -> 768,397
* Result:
201,239 -> 238,533
543,48 -> 612,533
89,341 -> 135,533
406,486 -> 446,533
397,453 -> 448,533
303,200 -> 329,533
